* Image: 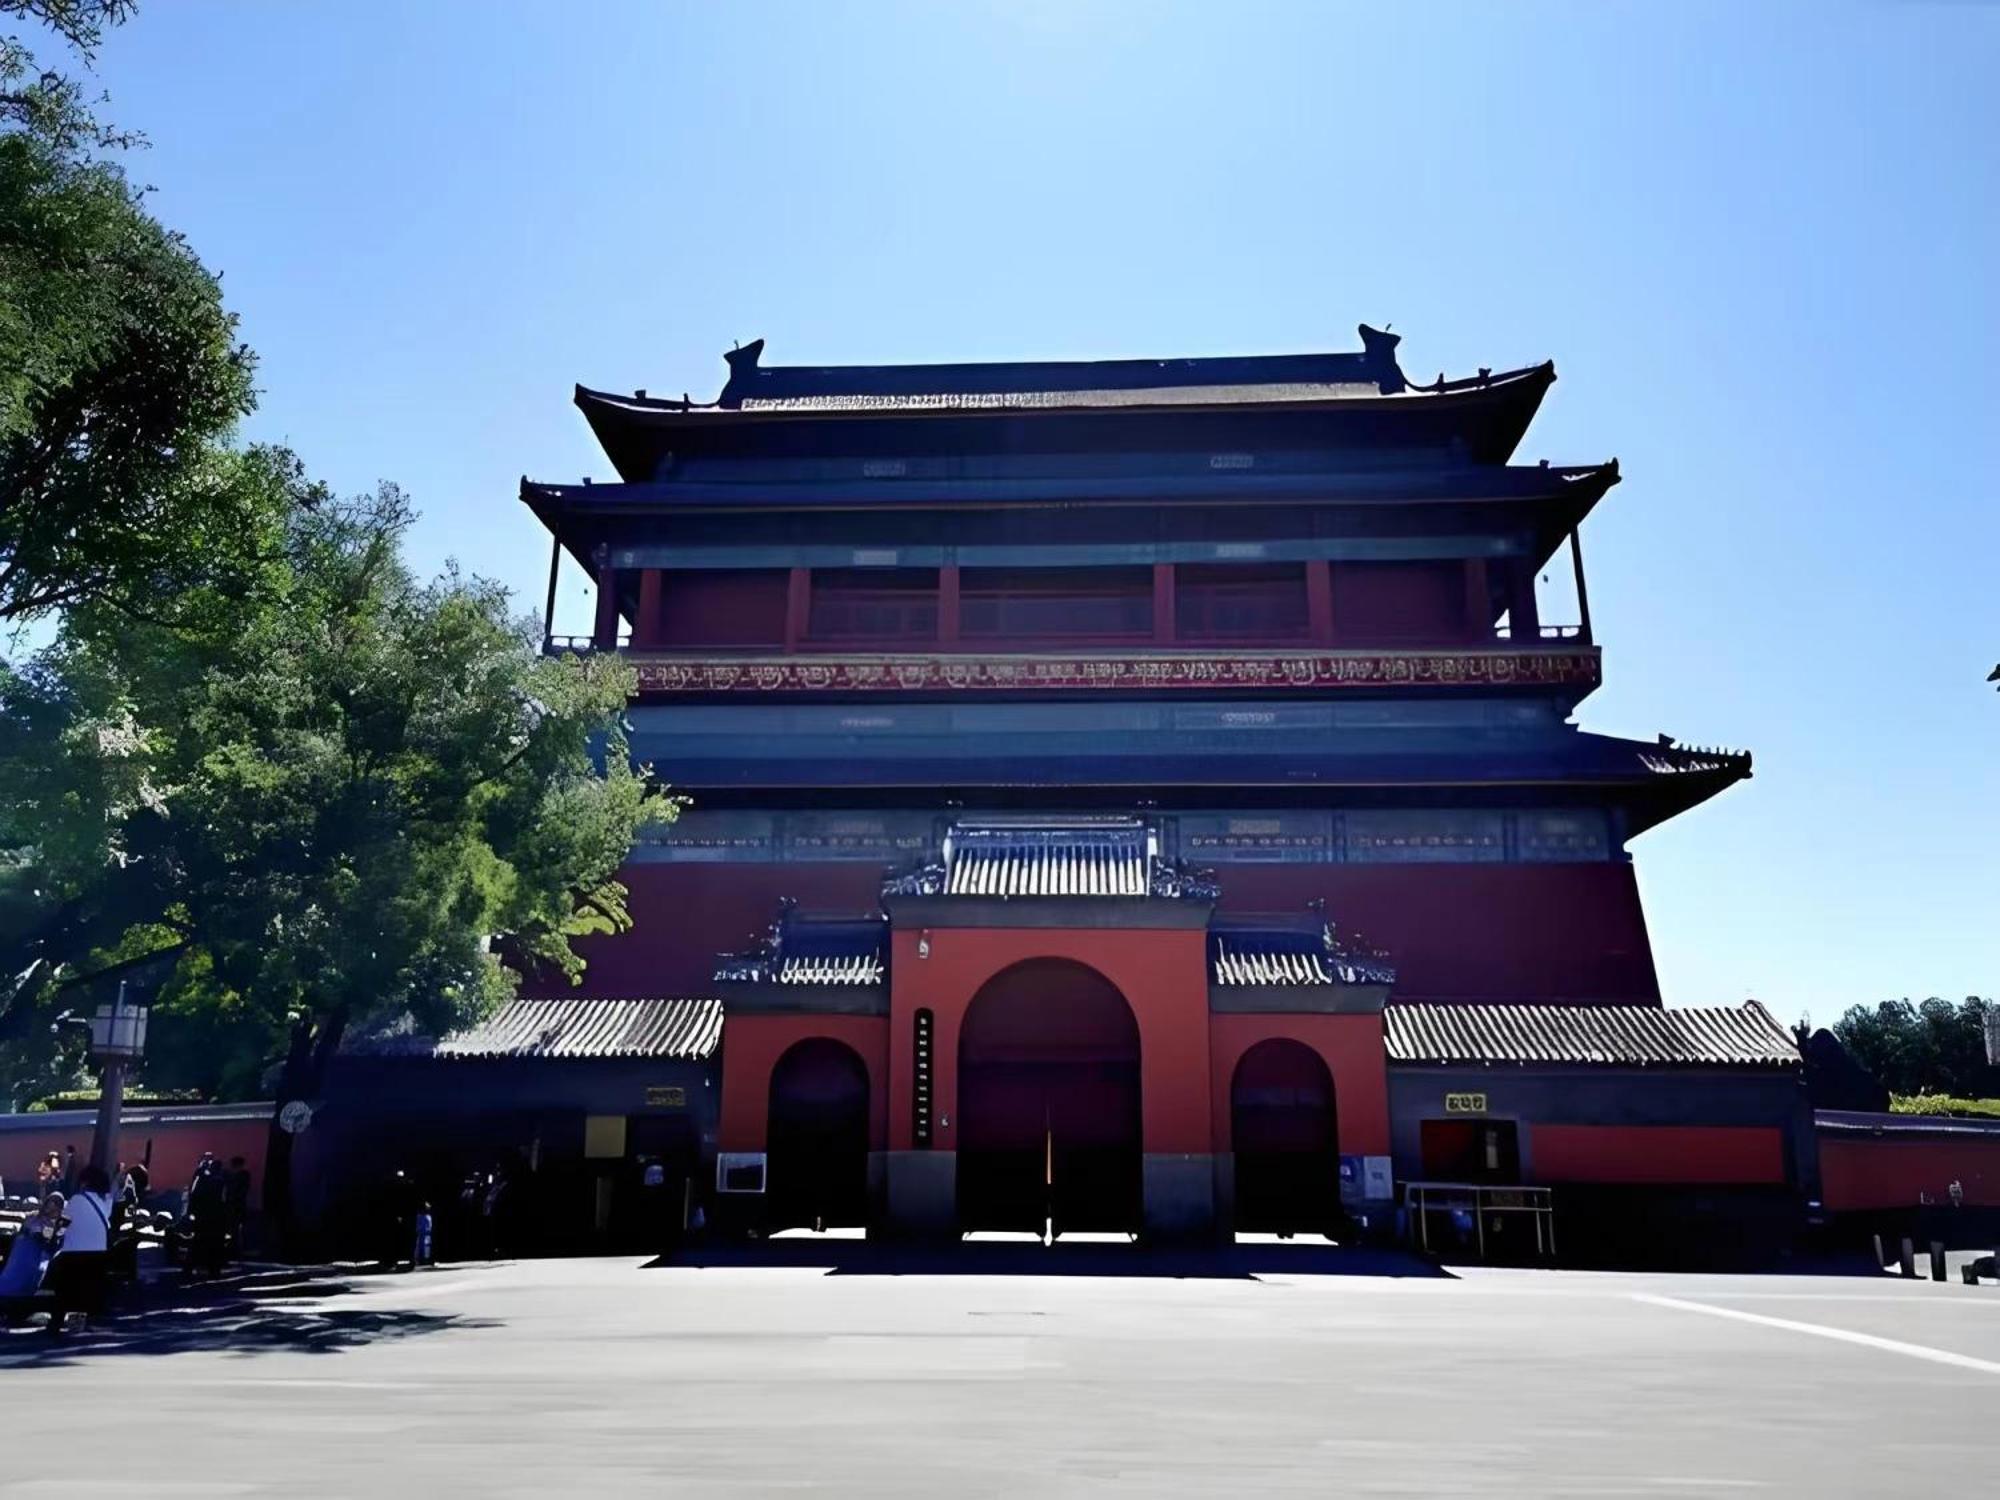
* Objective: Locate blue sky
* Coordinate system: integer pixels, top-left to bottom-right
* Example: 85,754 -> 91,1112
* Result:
50,1 -> 1999,1023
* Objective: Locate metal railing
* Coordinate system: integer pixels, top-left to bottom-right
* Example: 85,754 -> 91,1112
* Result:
544,632 -> 631,655
1493,623 -> 1588,642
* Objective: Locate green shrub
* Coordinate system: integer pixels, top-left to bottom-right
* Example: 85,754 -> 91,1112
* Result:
1891,1093 -> 2000,1119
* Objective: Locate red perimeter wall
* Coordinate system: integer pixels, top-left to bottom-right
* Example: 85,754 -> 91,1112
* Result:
530,859 -> 1662,1006
1529,1125 -> 1787,1186
0,1112 -> 269,1207
1820,1134 -> 2000,1211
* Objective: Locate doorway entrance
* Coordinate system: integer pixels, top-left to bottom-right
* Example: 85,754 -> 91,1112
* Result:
766,1038 -> 871,1231
1230,1039 -> 1340,1235
956,960 -> 1142,1238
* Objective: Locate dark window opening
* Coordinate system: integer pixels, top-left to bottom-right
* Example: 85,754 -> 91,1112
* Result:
960,566 -> 1152,641
1176,563 -> 1311,642
806,568 -> 939,644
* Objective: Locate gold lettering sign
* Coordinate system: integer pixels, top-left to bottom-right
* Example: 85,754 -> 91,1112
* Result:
645,1085 -> 686,1109
1444,1092 -> 1488,1115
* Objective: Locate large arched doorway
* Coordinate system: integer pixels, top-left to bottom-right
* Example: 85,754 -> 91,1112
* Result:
1230,1039 -> 1339,1236
957,960 -> 1142,1238
766,1038 -> 871,1231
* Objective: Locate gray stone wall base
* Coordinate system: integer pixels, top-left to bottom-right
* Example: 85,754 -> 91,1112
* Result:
1143,1153 -> 1219,1245
883,1150 -> 957,1242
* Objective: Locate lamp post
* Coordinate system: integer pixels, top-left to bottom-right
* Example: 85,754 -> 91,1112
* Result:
86,980 -> 150,1177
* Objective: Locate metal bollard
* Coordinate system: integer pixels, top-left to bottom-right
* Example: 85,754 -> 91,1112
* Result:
1930,1242 -> 1947,1282
1900,1237 -> 1916,1277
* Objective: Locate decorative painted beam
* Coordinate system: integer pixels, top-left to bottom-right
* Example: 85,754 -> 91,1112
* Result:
628,647 -> 1601,695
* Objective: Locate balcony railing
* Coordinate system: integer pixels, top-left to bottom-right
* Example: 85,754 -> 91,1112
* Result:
1494,623 -> 1589,642
545,631 -> 631,655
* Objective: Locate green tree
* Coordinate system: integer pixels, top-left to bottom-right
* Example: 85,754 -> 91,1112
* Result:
1832,996 -> 1997,1099
7,457 -> 677,1229
3,0 -> 261,625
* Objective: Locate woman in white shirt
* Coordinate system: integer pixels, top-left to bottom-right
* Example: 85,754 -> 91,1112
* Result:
47,1164 -> 115,1334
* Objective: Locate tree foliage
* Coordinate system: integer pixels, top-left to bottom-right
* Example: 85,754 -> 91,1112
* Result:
3,0 -> 260,625
1832,996 -> 1997,1100
2,452 -> 679,1219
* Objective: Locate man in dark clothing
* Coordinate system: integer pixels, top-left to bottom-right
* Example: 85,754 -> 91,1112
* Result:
185,1154 -> 229,1278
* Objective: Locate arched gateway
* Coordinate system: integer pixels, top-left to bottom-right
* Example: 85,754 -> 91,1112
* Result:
1230,1038 -> 1340,1235
957,960 -> 1142,1238
766,1038 -> 870,1231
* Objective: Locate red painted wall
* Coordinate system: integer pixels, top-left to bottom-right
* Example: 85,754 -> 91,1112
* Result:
656,570 -> 790,647
1530,1125 -> 1786,1185
715,1013 -> 889,1153
886,926 -> 1214,1156
1217,864 -> 1662,1004
542,860 -> 1662,1007
1209,1014 -> 1391,1156
1819,1135 -> 2000,1211
1331,561 -> 1468,644
0,1112 -> 270,1207
523,862 -> 890,997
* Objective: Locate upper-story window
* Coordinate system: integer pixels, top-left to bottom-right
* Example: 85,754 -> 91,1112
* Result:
1175,563 -> 1310,642
806,568 -> 939,644
960,566 -> 1152,641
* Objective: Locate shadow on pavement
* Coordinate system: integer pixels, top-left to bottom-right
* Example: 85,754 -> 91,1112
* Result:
647,1238 -> 1455,1280
0,1274 -> 493,1368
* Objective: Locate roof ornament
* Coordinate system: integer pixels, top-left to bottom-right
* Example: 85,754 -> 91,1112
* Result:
718,339 -> 766,408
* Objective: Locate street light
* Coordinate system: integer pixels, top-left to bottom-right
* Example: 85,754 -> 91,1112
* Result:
86,980 -> 150,1176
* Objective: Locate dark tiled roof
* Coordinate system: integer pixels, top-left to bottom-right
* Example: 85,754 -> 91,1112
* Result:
1385,1001 -> 1798,1068
1207,914 -> 1396,987
715,910 -> 887,987
944,819 -> 1150,897
777,952 -> 883,986
1815,1109 -> 2000,1140
353,998 -> 722,1062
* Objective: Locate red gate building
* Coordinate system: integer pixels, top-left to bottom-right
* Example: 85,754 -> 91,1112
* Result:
512,327 -> 1812,1248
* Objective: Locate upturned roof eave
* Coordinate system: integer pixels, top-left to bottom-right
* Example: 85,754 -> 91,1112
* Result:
573,361 -> 1553,427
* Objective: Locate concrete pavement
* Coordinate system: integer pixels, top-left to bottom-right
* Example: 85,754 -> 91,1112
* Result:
3,1246 -> 1997,1496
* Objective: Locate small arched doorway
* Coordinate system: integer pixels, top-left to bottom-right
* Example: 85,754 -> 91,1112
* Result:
1230,1039 -> 1339,1236
766,1038 -> 871,1231
958,960 -> 1142,1238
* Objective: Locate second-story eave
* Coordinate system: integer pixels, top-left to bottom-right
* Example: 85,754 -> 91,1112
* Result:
522,458 -> 1615,519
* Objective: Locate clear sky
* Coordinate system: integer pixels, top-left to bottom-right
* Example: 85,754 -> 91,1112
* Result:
49,0 -> 1999,1024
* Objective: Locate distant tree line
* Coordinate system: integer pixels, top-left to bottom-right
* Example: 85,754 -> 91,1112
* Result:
1831,997 -> 1997,1101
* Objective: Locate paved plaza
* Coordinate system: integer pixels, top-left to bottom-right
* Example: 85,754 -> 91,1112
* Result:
4,1245 -> 1997,1496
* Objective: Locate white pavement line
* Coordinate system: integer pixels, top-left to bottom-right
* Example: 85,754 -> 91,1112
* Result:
1633,1293 -> 2000,1376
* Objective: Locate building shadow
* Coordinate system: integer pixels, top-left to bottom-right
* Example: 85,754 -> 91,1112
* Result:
646,1237 -> 1456,1280
0,1276 -> 491,1368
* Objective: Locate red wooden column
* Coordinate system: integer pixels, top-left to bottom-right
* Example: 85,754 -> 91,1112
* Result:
591,558 -> 621,649
636,569 -> 664,649
1307,561 -> 1335,645
1462,557 -> 1490,642
783,567 -> 810,652
1152,564 -> 1176,645
938,565 -> 961,647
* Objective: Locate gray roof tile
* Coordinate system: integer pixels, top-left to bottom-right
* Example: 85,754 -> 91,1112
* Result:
1385,1001 -> 1797,1068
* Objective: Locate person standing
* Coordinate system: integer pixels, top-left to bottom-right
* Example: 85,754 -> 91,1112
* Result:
47,1166 -> 115,1334
35,1151 -> 59,1202
185,1153 -> 229,1278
